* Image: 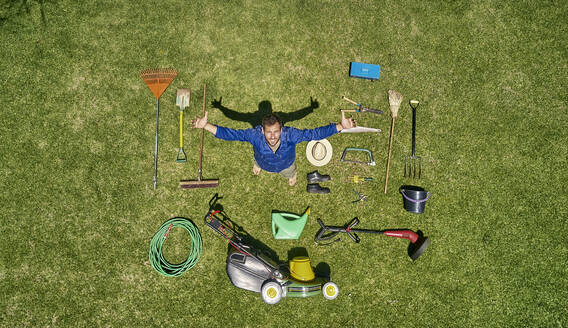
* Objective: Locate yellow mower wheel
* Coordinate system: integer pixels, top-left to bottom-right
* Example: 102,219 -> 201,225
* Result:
261,281 -> 282,305
323,282 -> 339,300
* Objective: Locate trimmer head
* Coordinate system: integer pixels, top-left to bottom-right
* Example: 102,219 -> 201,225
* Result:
409,236 -> 430,261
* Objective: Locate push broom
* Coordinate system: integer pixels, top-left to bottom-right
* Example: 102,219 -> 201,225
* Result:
384,89 -> 402,194
180,84 -> 219,189
140,68 -> 177,189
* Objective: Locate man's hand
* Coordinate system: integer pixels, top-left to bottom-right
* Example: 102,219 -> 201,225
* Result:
192,111 -> 218,135
338,110 -> 356,131
192,111 -> 209,129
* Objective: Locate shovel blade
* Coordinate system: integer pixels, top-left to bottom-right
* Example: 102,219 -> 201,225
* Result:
176,89 -> 190,110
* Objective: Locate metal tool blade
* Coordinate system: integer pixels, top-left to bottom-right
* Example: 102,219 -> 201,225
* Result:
176,89 -> 190,110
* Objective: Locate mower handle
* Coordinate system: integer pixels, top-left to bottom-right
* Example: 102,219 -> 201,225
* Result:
203,209 -> 220,229
203,207 -> 242,242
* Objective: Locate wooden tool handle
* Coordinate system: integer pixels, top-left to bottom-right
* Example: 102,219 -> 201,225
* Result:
341,96 -> 359,106
198,84 -> 206,180
384,117 -> 396,193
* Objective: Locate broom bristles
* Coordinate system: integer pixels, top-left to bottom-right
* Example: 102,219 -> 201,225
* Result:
388,90 -> 403,119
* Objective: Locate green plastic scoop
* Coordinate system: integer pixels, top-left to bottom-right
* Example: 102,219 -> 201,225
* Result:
272,208 -> 310,240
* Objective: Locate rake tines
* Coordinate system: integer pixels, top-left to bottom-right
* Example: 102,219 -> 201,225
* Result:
140,68 -> 178,99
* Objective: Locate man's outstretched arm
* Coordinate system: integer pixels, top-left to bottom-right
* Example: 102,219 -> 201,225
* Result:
290,110 -> 358,142
192,111 -> 254,142
192,111 -> 217,135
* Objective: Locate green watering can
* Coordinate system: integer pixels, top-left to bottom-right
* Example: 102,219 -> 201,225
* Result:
271,208 -> 310,240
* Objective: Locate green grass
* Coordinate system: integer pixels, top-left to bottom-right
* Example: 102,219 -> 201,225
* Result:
1,0 -> 567,326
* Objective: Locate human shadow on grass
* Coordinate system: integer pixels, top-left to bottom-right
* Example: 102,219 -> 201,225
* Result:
211,97 -> 319,128
1,0 -> 49,25
206,193 -> 279,262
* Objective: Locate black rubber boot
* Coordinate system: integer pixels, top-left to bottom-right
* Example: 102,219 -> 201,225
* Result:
307,183 -> 330,194
307,171 -> 331,183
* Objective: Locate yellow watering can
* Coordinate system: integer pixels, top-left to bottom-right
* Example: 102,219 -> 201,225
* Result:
271,208 -> 309,240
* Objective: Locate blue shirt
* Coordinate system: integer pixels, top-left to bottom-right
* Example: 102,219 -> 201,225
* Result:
215,123 -> 339,172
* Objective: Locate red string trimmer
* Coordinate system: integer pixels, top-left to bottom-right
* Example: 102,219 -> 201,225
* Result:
315,218 -> 430,261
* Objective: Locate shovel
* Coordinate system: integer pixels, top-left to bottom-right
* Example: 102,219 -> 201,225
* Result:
176,89 -> 190,163
404,100 -> 422,178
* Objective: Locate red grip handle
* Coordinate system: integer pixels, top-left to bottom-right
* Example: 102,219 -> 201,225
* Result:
383,230 -> 418,243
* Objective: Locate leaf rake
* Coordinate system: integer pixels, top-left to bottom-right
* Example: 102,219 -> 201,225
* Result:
140,68 -> 177,189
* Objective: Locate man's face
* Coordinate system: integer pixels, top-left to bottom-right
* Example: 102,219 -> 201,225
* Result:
262,122 -> 281,147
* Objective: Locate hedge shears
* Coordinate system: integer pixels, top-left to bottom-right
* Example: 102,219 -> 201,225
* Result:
341,96 -> 383,114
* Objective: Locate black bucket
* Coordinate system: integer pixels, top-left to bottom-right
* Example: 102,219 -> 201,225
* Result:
400,188 -> 430,214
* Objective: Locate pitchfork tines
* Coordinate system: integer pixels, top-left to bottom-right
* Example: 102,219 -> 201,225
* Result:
404,100 -> 422,178
404,154 -> 422,179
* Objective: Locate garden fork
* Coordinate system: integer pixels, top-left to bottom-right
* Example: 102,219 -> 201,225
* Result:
404,100 -> 422,178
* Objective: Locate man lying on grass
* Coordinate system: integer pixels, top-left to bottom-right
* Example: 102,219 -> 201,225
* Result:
192,111 -> 355,186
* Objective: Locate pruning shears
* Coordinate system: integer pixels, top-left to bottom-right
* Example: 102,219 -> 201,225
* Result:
352,190 -> 368,203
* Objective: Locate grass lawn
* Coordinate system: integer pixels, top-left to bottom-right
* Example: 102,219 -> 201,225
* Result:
1,0 -> 567,326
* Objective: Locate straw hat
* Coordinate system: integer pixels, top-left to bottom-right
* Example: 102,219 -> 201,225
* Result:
306,139 -> 333,167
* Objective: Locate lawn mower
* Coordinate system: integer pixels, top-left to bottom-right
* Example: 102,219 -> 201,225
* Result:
203,198 -> 339,304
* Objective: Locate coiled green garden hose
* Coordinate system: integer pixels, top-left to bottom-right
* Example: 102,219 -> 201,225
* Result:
149,217 -> 202,277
